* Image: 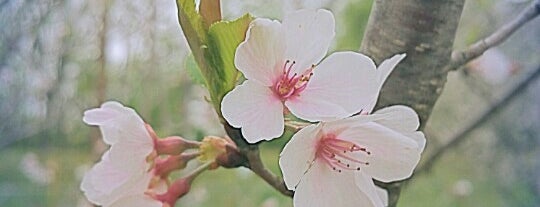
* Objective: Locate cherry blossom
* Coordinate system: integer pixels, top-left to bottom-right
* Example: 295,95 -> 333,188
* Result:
80,101 -> 199,206
279,105 -> 426,207
221,9 -> 406,142
81,150 -> 155,206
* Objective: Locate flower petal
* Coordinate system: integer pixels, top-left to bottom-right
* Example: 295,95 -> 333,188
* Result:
235,18 -> 285,86
81,151 -> 151,206
285,97 -> 349,122
221,80 -> 284,142
355,172 -> 386,207
83,101 -> 149,145
365,54 -> 406,112
286,52 -> 378,122
293,161 -> 382,207
82,101 -> 127,125
283,9 -> 335,73
375,186 -> 389,207
339,122 -> 422,182
279,124 -> 321,190
107,195 -> 162,207
372,105 -> 426,150
107,140 -> 153,172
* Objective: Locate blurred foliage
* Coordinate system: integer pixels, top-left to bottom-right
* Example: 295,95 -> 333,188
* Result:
0,0 -> 539,206
335,0 -> 373,51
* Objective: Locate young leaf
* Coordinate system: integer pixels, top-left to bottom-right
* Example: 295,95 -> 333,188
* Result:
205,14 -> 253,106
185,54 -> 206,87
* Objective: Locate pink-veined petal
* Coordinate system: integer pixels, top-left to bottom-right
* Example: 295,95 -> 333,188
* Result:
283,9 -> 335,74
293,161 -> 382,207
286,52 -> 378,122
107,194 -> 161,207
83,101 -> 149,145
338,122 -> 422,182
365,54 -> 406,112
221,80 -> 284,142
279,124 -> 321,190
235,18 -> 285,86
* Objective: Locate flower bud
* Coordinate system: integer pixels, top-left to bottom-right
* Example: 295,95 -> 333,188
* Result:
198,136 -> 228,163
145,124 -> 200,155
147,177 -> 191,207
154,136 -> 200,155
152,152 -> 199,182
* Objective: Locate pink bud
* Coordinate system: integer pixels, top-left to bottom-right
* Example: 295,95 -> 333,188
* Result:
148,177 -> 192,207
145,124 -> 200,155
152,153 -> 199,180
154,136 -> 200,155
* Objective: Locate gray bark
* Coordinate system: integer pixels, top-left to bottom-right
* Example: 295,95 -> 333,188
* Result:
360,0 -> 466,206
361,0 -> 465,126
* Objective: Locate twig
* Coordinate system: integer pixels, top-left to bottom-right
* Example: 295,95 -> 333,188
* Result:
445,0 -> 540,71
223,123 -> 293,197
415,65 -> 540,175
244,146 -> 294,197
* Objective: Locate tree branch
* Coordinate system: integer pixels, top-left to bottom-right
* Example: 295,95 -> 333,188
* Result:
415,65 -> 540,175
244,146 -> 294,197
223,124 -> 293,197
446,0 -> 540,71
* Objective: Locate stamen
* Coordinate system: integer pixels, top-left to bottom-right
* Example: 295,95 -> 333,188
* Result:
282,60 -> 290,74
273,60 -> 313,100
315,135 -> 371,173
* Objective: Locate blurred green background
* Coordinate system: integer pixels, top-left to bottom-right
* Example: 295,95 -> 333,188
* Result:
1,0 -> 539,206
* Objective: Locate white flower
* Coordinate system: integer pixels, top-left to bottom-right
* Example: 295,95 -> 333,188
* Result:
81,151 -> 154,206
221,9 -> 406,142
81,101 -> 155,206
279,106 -> 426,207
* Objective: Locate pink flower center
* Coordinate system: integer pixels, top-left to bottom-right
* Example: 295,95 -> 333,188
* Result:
315,134 -> 371,173
272,60 -> 313,100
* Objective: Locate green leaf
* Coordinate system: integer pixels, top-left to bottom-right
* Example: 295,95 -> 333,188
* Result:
205,14 -> 253,105
176,0 -> 253,114
177,0 -> 207,43
185,54 -> 206,87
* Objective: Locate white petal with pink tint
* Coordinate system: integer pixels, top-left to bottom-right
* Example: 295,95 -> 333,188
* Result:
279,105 -> 425,207
83,101 -> 150,145
81,101 -> 157,206
286,52 -> 378,122
235,18 -> 285,86
282,9 -> 335,74
279,124 -> 321,190
107,140 -> 154,172
221,80 -> 284,142
293,161 -> 381,207
108,194 -> 161,207
339,122 -> 421,182
81,152 -> 152,206
373,105 -> 426,150
354,172 -> 386,207
365,54 -> 406,112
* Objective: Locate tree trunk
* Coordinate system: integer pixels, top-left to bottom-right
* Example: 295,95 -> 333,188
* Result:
360,0 -> 466,206
361,0 -> 465,126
